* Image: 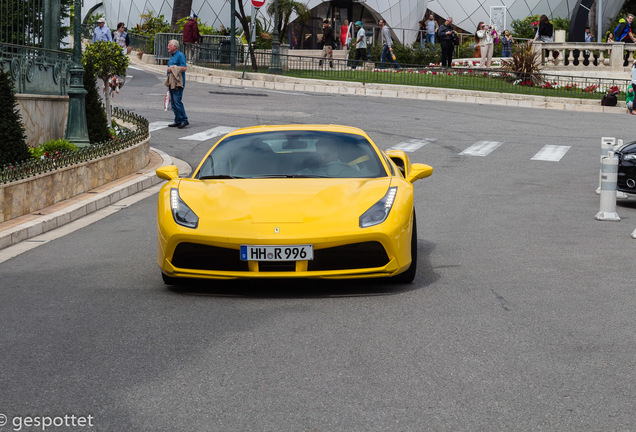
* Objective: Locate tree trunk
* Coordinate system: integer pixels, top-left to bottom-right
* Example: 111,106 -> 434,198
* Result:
172,0 -> 194,30
589,1 -> 597,39
102,77 -> 112,127
236,0 -> 259,71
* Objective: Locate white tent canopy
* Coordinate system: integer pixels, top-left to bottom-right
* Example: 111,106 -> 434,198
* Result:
84,0 -> 627,45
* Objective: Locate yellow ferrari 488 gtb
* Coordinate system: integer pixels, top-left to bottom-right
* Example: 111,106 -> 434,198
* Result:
156,125 -> 433,284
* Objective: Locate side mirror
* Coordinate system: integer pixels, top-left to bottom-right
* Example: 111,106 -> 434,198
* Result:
156,165 -> 179,180
406,163 -> 433,183
385,150 -> 409,176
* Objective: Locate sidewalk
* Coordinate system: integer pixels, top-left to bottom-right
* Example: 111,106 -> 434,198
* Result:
0,149 -> 191,250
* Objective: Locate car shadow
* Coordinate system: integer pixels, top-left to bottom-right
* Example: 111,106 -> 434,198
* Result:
164,240 -> 440,298
617,198 -> 636,210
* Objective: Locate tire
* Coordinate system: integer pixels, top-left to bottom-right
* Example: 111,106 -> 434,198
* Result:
392,212 -> 418,283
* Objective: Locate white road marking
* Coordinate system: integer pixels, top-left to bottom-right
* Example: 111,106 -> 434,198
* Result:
459,141 -> 503,157
127,66 -> 143,71
531,145 -> 571,162
179,126 -> 237,141
149,121 -> 172,132
388,138 -> 436,152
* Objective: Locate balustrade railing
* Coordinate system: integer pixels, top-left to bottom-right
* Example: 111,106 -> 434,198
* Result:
0,43 -> 72,95
0,108 -> 149,184
534,41 -> 636,72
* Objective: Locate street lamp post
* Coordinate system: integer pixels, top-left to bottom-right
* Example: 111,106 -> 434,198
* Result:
268,0 -> 282,74
65,0 -> 90,147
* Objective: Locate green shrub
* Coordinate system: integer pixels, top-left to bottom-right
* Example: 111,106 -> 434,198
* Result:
501,41 -> 543,84
82,60 -> 111,143
0,68 -> 30,166
29,139 -> 78,159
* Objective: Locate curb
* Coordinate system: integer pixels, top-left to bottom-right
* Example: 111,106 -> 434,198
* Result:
0,148 -> 190,250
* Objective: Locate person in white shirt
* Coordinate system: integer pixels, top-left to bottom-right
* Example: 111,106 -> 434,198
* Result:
92,18 -> 112,42
475,21 -> 494,67
350,21 -> 367,69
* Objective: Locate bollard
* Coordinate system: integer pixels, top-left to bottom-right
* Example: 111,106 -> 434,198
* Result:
632,227 -> 636,239
595,151 -> 621,221
597,137 -> 616,195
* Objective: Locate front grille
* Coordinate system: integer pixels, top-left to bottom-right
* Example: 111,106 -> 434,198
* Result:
308,242 -> 389,271
171,243 -> 248,271
258,261 -> 296,272
171,242 -> 390,273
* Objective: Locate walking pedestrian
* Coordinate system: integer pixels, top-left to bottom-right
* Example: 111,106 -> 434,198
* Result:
319,19 -> 334,68
112,22 -> 130,55
379,19 -> 400,69
165,40 -> 189,129
438,17 -> 456,68
92,18 -> 112,42
350,21 -> 367,69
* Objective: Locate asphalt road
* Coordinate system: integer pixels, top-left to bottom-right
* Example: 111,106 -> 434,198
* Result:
1,66 -> 635,431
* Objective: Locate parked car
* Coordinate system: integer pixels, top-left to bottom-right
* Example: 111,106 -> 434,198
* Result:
616,140 -> 636,194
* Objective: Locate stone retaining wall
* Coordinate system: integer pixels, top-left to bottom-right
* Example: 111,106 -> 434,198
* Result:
0,136 -> 150,223
16,94 -> 69,147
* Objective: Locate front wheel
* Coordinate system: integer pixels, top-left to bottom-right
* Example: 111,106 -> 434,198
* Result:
392,212 -> 418,284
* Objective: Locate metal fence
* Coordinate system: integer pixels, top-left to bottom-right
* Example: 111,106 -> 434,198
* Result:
0,0 -> 44,46
129,33 -> 154,54
0,108 -> 149,184
0,43 -> 72,95
153,33 -> 240,63
194,47 -> 630,100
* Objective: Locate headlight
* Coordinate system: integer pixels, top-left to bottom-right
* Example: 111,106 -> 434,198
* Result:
170,188 -> 199,229
359,187 -> 397,228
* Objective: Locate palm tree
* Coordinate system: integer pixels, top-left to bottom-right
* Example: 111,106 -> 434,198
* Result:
171,0 -> 193,30
266,0 -> 310,44
235,0 -> 260,71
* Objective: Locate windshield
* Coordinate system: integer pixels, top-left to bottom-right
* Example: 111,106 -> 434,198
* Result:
195,131 -> 387,179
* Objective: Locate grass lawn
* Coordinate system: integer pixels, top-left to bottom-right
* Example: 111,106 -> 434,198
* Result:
283,67 -> 628,101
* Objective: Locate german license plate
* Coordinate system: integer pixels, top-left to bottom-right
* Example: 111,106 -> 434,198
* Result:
240,245 -> 313,261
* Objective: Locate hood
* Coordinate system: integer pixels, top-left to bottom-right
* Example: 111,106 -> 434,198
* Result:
177,178 -> 393,224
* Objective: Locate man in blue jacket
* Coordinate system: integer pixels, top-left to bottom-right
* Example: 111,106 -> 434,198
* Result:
166,40 -> 189,129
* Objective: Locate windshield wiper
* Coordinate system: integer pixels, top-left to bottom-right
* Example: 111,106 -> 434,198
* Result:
252,174 -> 333,179
198,174 -> 243,180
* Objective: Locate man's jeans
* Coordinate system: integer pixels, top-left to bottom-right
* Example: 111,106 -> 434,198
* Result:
380,45 -> 400,69
170,87 -> 188,124
426,33 -> 435,44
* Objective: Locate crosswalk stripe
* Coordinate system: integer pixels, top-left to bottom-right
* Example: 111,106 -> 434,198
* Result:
388,138 -> 436,152
148,121 -> 172,132
531,145 -> 571,162
459,141 -> 502,157
179,126 -> 237,141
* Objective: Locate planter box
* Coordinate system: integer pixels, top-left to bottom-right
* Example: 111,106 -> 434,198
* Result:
0,136 -> 150,223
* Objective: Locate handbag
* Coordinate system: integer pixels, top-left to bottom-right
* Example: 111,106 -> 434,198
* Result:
164,90 -> 171,111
